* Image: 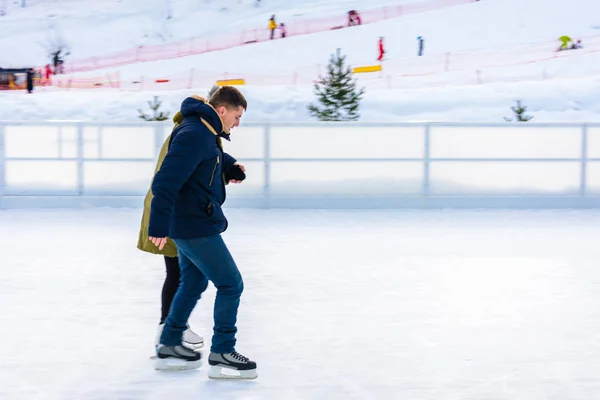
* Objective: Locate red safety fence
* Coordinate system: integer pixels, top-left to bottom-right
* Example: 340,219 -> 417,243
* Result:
59,0 -> 477,74
50,34 -> 600,91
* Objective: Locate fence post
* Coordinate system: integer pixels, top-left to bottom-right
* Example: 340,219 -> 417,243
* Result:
77,123 -> 84,195
57,125 -> 63,158
423,124 -> 431,198
188,68 -> 195,89
97,126 -> 103,158
0,124 -> 5,200
154,123 -> 165,158
580,124 -> 588,196
263,124 -> 271,208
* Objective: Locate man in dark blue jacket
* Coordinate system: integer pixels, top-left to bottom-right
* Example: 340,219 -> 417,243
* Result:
148,87 -> 257,379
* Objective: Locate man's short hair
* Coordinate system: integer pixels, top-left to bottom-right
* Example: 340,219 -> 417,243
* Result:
209,86 -> 247,111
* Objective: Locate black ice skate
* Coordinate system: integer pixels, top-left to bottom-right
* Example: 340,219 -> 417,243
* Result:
154,344 -> 202,371
208,351 -> 257,379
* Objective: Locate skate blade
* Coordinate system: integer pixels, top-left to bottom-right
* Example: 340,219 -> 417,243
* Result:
183,341 -> 204,351
154,357 -> 202,371
208,365 -> 257,380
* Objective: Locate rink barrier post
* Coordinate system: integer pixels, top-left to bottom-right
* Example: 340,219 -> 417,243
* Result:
263,124 -> 271,206
0,124 -> 5,198
76,123 -> 84,195
57,125 -> 63,158
423,124 -> 431,196
154,123 -> 165,159
97,126 -> 103,158
580,124 -> 588,196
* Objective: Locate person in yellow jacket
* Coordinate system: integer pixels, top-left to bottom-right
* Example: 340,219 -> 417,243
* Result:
269,15 -> 277,40
137,89 -> 246,351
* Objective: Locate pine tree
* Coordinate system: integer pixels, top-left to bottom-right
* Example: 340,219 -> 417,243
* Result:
138,96 -> 170,121
308,48 -> 366,121
504,100 -> 533,122
208,83 -> 220,98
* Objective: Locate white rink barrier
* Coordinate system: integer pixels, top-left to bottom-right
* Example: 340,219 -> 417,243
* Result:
1,121 -> 600,209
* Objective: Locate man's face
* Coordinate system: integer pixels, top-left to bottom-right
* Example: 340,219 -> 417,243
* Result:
217,105 -> 244,130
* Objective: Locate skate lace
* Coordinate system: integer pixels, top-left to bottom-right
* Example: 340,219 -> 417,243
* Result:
231,352 -> 249,362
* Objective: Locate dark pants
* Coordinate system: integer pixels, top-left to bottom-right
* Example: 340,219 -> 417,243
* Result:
159,234 -> 244,353
160,256 -> 180,324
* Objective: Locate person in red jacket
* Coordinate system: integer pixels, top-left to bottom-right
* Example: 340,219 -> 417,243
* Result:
377,37 -> 385,62
44,64 -> 52,80
348,10 -> 362,26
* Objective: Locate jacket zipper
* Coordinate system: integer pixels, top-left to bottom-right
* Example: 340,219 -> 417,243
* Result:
209,155 -> 220,186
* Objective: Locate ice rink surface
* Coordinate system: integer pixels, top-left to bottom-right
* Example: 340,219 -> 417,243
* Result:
1,207 -> 600,400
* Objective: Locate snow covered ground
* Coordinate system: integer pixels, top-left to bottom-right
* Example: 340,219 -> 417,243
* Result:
56,0 -> 600,79
0,0 -> 410,67
2,208 -> 600,399
2,74 -> 600,122
1,0 -> 600,122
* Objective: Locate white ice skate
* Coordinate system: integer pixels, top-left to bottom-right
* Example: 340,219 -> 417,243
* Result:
155,323 -> 204,350
154,344 -> 202,371
183,325 -> 204,350
207,351 -> 257,380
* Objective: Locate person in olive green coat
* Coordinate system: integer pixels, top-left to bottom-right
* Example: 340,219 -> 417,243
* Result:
137,92 -> 246,349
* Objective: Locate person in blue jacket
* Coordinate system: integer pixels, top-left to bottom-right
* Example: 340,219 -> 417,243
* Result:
148,86 -> 257,379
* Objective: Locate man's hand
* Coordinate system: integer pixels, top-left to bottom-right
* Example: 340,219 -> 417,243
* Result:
229,163 -> 246,184
149,236 -> 167,250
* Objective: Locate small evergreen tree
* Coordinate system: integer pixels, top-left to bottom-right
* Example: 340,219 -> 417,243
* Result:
504,100 -> 533,122
208,83 -> 220,98
308,48 -> 366,121
138,96 -> 170,121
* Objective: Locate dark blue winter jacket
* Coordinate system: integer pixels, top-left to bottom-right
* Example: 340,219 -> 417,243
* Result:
148,97 -> 237,239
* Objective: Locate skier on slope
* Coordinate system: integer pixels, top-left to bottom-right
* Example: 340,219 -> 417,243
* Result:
269,15 -> 277,39
279,22 -> 287,38
417,36 -> 424,56
557,35 -> 572,51
25,68 -> 34,93
377,37 -> 385,62
348,10 -> 362,26
44,64 -> 52,81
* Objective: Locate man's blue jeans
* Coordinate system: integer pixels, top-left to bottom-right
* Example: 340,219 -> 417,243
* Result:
159,234 -> 244,353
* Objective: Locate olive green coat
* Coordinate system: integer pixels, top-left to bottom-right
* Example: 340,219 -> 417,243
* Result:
137,132 -> 179,257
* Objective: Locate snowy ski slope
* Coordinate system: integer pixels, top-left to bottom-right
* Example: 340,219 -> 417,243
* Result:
0,0 -> 412,66
0,0 -> 599,122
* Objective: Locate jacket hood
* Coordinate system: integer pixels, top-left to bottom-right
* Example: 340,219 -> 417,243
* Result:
179,96 -> 231,140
